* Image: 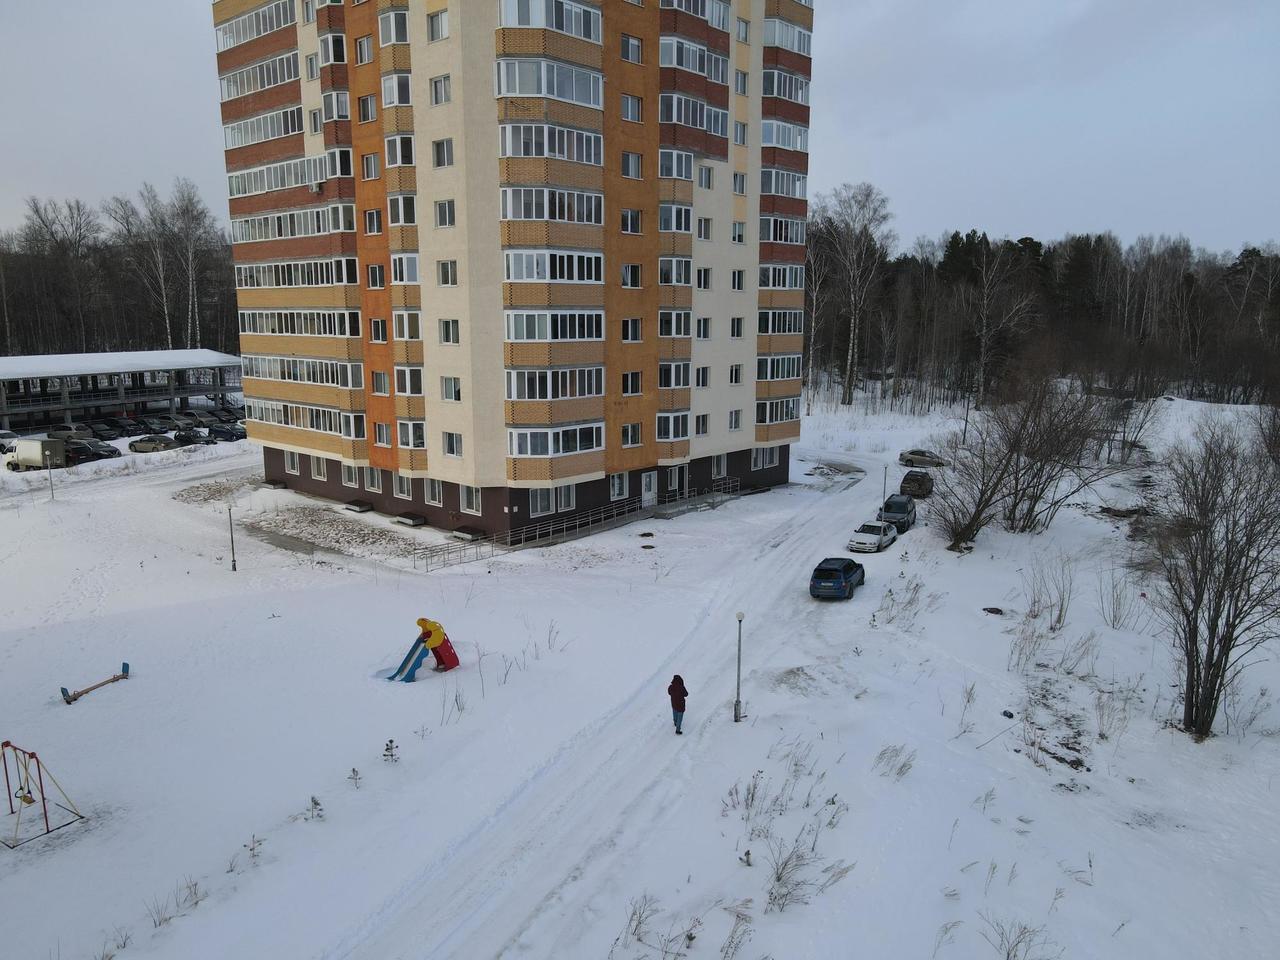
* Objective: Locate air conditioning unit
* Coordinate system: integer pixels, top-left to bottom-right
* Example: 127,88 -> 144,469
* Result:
308,182 -> 322,194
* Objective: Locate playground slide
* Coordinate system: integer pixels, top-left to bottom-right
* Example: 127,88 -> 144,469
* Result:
388,640 -> 432,683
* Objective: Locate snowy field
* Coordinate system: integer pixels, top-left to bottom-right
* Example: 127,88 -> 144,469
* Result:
2,401 -> 1278,959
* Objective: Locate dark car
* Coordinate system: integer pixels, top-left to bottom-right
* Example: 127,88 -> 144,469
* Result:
102,417 -> 147,437
129,435 -> 181,453
188,411 -> 222,428
138,416 -> 172,434
86,422 -> 122,441
877,494 -> 917,533
208,409 -> 239,423
219,406 -> 246,422
809,557 -> 866,600
64,440 -> 105,466
900,470 -> 934,498
208,422 -> 247,442
174,429 -> 218,447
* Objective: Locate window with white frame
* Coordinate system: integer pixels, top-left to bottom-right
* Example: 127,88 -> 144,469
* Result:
731,316 -> 744,338
763,18 -> 812,56
355,36 -> 373,64
362,153 -> 379,180
659,361 -> 690,388
342,463 -> 359,487
621,152 -> 643,179
432,138 -> 454,167
712,454 -> 727,478
761,168 -> 807,199
733,171 -> 746,195
732,221 -> 745,244
364,209 -> 382,235
621,34 -> 643,62
495,59 -> 603,108
622,371 -> 641,395
696,316 -> 711,339
621,208 -> 642,233
659,257 -> 692,286
732,270 -> 745,291
758,309 -> 805,334
622,317 -> 641,342
439,318 -> 460,344
734,121 -> 747,145
426,478 -> 443,505
760,264 -> 805,290
364,466 -> 382,492
284,450 -> 300,474
216,0 -> 295,52
505,311 -> 604,342
389,194 -> 416,225
506,367 -> 604,400
621,264 -> 641,287
223,106 -> 304,149
756,398 -> 801,425
391,253 -> 419,285
659,149 -> 693,180
444,432 -> 464,457
659,203 -> 692,232
729,363 -> 743,384
752,446 -> 782,470
242,355 -> 364,388
760,216 -> 807,245
438,260 -> 458,285
382,73 -> 411,107
761,119 -> 809,153
656,412 -> 690,441
232,204 -> 355,243
460,485 -> 481,515
441,376 -> 462,402
394,366 -> 423,395
386,134 -> 414,167
374,422 -> 392,447
435,199 -> 455,227
762,69 -> 810,105
698,166 -> 713,189
507,423 -> 605,457
622,422 -> 641,446
238,308 -> 361,337
367,263 -> 385,288
319,33 -> 346,65
504,250 -> 603,283
756,355 -> 803,381
430,75 -> 451,105
235,257 -> 359,288
499,124 -> 602,165
695,414 -> 709,436
529,487 -> 554,517
696,268 -> 711,290
370,317 -> 387,342
729,409 -> 742,430
621,93 -> 643,122
500,187 -> 603,224
220,51 -> 298,102
499,0 -> 599,41
358,94 -> 376,123
371,370 -> 389,395
695,366 -> 709,388
659,310 -> 691,337
379,10 -> 408,45
393,310 -> 420,340
556,484 -> 575,512
428,11 -> 449,41
609,472 -> 628,501
394,474 -> 413,500
398,420 -> 426,448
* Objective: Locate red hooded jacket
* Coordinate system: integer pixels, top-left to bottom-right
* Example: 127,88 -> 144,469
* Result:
668,675 -> 688,712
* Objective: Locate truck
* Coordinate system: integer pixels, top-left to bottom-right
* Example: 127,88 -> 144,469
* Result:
3,438 -> 66,471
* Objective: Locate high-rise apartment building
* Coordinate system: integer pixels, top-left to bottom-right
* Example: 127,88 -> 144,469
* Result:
212,0 -> 812,535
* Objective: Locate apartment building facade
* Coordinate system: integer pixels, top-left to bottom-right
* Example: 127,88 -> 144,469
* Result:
213,0 -> 812,534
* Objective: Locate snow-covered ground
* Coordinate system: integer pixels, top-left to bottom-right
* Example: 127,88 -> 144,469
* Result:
2,400 -> 1277,959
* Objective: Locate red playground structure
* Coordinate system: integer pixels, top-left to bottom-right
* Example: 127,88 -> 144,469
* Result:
1,741 -> 83,849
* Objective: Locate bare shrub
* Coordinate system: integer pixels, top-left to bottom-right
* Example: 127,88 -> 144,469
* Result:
765,834 -> 820,912
1054,631 -> 1097,677
871,743 -> 915,780
1094,688 -> 1131,742
719,914 -> 753,960
933,921 -> 964,957
1007,618 -> 1049,673
1095,567 -> 1142,630
978,913 -> 1063,960
175,875 -> 207,911
1222,679 -> 1274,740
144,896 -> 174,929
1019,719 -> 1047,770
112,928 -> 132,951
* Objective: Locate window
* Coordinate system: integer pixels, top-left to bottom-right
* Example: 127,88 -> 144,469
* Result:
556,484 -> 575,512
499,0 -> 599,41
732,221 -> 745,244
426,479 -> 443,505
382,73 -> 411,107
389,194 -> 417,225
358,95 -> 376,123
731,316 -> 744,338
505,311 -> 604,341
441,376 -> 461,402
309,109 -> 322,135
444,432 -> 464,458
622,371 -> 641,396
729,364 -> 743,384
696,268 -> 712,290
394,475 -> 413,500
530,488 -> 553,517
342,464 -> 359,488
428,10 -> 449,41
621,152 -> 642,179
218,0 -> 295,50
622,317 -> 641,342
763,18 -> 813,56
495,58 -> 603,108
284,450 -> 300,475
695,414 -> 709,436
712,454 -> 727,479
622,423 -> 642,446
734,121 -> 747,146
438,260 -> 458,286
355,36 -> 373,64
367,263 -> 385,288
760,264 -> 806,290
394,366 -> 423,395
695,366 -> 709,388
306,54 -> 319,80
659,149 -> 693,180
506,368 -> 604,401
659,310 -> 690,337
375,422 -> 392,447
238,309 -> 361,337
504,250 -> 603,283
221,51 -> 299,102
439,318 -> 460,344
621,94 -> 643,122
756,398 -> 800,424
621,34 -> 643,62
736,18 -> 750,42
759,309 -> 805,334
761,168 -> 807,199
430,75 -> 452,105
370,317 -> 387,342
501,187 -> 603,224
762,69 -> 811,105
365,209 -> 382,235
697,217 -> 712,241
371,371 -> 390,395
393,311 -> 421,340
379,10 -> 408,45
507,424 -> 605,457
659,362 -> 690,388
656,412 -> 690,441
734,70 -> 748,95
761,120 -> 809,153
659,257 -> 692,286
732,270 -> 745,291
223,106 -> 304,149
757,355 -> 803,381
621,209 -> 642,234
609,472 -> 628,501
386,134 -> 414,167
499,123 -> 602,165
761,216 -> 807,245
432,138 -> 454,167
752,447 -> 782,471
698,166 -> 713,189
323,91 -> 350,123
319,34 -> 346,66
431,199 -> 454,227
234,257 -> 359,289
621,264 -> 641,288
659,204 -> 692,233
364,467 -> 382,492
391,253 -> 419,284
362,153 -> 379,180
729,409 -> 742,430
733,172 -> 746,195
696,317 -> 710,340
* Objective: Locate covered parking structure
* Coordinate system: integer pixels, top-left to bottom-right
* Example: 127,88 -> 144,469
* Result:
0,349 -> 243,432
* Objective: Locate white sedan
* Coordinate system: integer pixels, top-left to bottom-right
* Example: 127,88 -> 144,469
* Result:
847,521 -> 898,553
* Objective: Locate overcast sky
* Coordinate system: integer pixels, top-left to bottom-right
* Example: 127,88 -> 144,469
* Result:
0,0 -> 1275,253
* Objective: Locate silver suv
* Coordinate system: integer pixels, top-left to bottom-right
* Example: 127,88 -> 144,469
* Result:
877,494 -> 917,533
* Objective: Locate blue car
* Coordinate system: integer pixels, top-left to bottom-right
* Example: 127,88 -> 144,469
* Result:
809,557 -> 866,600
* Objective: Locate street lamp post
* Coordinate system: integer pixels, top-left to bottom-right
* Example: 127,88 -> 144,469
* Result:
734,611 -> 744,722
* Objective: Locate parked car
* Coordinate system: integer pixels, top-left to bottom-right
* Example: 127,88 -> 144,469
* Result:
4,438 -> 66,470
847,521 -> 898,553
64,439 -> 119,465
174,429 -> 218,447
900,470 -> 934,498
898,448 -> 948,468
47,423 -> 94,442
137,416 -> 171,434
219,406 -> 246,422
208,409 -> 239,423
188,411 -> 222,428
0,429 -> 18,453
129,435 -> 181,453
151,415 -> 190,432
86,422 -> 123,441
84,438 -> 122,459
877,494 -> 917,533
102,416 -> 147,437
208,422 -> 247,442
809,558 -> 866,600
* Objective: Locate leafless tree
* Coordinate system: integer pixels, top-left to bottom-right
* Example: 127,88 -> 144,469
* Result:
962,240 -> 1036,407
0,230 -> 14,354
932,418 -> 1020,550
1257,404 -> 1280,466
1150,422 -> 1280,737
23,197 -> 103,352
822,182 -> 896,405
804,202 -> 836,415
169,178 -> 217,349
104,185 -> 175,349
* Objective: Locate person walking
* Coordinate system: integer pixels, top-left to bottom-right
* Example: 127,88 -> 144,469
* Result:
668,675 -> 688,735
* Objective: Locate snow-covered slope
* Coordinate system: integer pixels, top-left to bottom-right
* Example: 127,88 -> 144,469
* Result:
2,400 -> 1276,959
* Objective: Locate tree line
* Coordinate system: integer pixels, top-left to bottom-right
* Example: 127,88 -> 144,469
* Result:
0,180 -> 237,358
806,182 -> 1280,411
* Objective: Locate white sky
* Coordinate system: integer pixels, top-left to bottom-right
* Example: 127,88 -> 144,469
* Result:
0,0 -> 1275,253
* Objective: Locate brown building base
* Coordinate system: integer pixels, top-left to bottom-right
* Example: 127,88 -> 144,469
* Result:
261,445 -> 791,538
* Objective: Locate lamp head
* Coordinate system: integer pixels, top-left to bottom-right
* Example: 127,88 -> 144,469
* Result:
736,611 -> 744,622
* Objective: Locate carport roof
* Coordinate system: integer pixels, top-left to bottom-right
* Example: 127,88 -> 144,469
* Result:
0,349 -> 242,381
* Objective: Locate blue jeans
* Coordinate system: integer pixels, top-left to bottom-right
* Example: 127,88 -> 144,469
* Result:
672,709 -> 684,732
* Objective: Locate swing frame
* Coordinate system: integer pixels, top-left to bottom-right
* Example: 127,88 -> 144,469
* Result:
1,741 -> 84,849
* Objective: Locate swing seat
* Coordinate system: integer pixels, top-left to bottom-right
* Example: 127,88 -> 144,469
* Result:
18,793 -> 35,805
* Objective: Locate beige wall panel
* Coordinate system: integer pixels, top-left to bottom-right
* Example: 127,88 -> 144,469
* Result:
239,335 -> 362,360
